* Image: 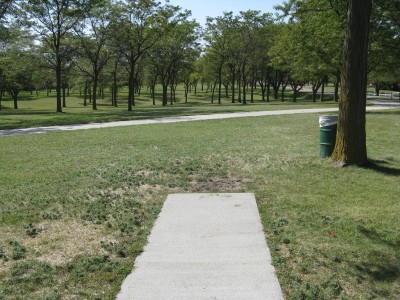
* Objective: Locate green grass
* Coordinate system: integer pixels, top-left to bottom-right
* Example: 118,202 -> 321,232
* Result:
0,104 -> 399,299
0,85 -> 339,130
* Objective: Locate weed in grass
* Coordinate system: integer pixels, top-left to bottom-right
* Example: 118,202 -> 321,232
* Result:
43,290 -> 62,300
101,241 -> 126,258
2,260 -> 54,297
291,282 -> 324,300
9,240 -> 27,260
25,223 -> 41,237
322,277 -> 343,296
42,209 -> 62,220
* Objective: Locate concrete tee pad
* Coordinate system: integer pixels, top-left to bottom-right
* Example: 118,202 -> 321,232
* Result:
117,193 -> 284,300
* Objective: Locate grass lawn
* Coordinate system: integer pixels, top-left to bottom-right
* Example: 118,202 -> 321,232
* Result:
0,85 -> 340,130
0,102 -> 399,298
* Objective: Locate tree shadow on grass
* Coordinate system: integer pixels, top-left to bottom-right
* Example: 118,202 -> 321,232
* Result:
357,225 -> 400,250
353,225 -> 400,282
364,159 -> 400,177
367,110 -> 400,116
354,261 -> 399,282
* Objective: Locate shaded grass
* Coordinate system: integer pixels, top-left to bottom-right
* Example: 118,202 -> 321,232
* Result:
0,86 -> 339,130
0,109 -> 399,299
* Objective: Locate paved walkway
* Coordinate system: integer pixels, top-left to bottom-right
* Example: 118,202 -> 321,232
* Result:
1,103 -> 397,137
117,193 -> 284,300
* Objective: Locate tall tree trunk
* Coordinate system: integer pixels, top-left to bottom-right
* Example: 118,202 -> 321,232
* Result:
242,66 -> 247,105
12,91 -> 18,109
211,80 -> 217,104
334,72 -> 340,102
320,80 -> 325,102
170,85 -> 173,105
152,84 -> 156,105
237,76 -> 242,103
113,71 -> 118,107
250,80 -> 254,103
332,0 -> 372,166
230,67 -> 235,103
312,80 -> 322,102
162,83 -> 168,106
56,60 -> 62,113
281,82 -> 288,102
218,64 -> 223,105
62,84 -> 66,107
92,77 -> 98,110
184,82 -> 189,103
84,80 -> 88,106
128,60 -> 135,111
374,82 -> 380,96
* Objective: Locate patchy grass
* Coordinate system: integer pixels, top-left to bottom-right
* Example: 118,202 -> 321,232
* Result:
0,108 -> 399,299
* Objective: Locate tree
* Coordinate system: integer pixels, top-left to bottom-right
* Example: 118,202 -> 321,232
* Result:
0,0 -> 13,20
22,0 -> 97,112
275,0 -> 343,102
74,2 -> 111,110
204,12 -> 236,105
150,12 -> 199,106
367,0 -> 400,95
331,0 -> 372,166
110,0 -> 170,111
0,48 -> 37,109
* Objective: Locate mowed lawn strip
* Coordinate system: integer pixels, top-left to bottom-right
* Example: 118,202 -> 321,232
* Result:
0,86 -> 339,130
0,110 -> 399,299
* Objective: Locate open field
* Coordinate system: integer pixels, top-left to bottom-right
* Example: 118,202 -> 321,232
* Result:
1,104 -> 399,299
0,85 -> 341,130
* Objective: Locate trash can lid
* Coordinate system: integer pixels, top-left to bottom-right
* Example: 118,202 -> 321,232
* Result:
319,115 -> 338,127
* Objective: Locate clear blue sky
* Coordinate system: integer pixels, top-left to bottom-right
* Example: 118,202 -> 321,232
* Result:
162,0 -> 283,26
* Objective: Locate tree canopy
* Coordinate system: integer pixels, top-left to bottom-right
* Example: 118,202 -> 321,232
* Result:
0,0 -> 398,129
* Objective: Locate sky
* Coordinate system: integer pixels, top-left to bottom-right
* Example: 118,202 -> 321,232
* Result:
162,0 -> 284,26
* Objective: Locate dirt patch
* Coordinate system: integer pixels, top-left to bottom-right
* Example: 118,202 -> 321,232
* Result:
191,175 -> 248,192
0,220 -> 113,269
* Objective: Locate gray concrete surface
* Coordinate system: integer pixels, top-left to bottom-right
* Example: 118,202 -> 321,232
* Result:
116,193 -> 284,300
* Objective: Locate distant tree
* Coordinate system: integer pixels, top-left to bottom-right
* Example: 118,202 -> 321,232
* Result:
22,0 -> 98,112
110,0 -> 170,111
0,49 -> 37,109
368,0 -> 400,95
74,1 -> 111,110
204,12 -> 234,104
150,12 -> 200,106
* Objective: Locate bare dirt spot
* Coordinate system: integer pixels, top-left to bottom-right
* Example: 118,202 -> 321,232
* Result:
191,175 -> 248,192
0,220 -> 113,269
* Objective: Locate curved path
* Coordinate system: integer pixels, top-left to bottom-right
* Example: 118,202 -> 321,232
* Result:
0,103 -> 397,137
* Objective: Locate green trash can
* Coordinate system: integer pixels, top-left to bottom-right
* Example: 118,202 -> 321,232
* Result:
319,115 -> 338,158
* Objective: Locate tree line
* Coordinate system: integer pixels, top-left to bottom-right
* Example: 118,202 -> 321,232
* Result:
0,0 -> 399,113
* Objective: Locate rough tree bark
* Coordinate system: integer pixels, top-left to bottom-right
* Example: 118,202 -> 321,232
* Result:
331,0 -> 372,166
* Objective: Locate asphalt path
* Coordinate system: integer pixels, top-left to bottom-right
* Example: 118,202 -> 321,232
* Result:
0,103 -> 398,137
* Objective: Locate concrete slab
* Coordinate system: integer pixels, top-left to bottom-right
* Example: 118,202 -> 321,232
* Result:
116,193 -> 284,300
